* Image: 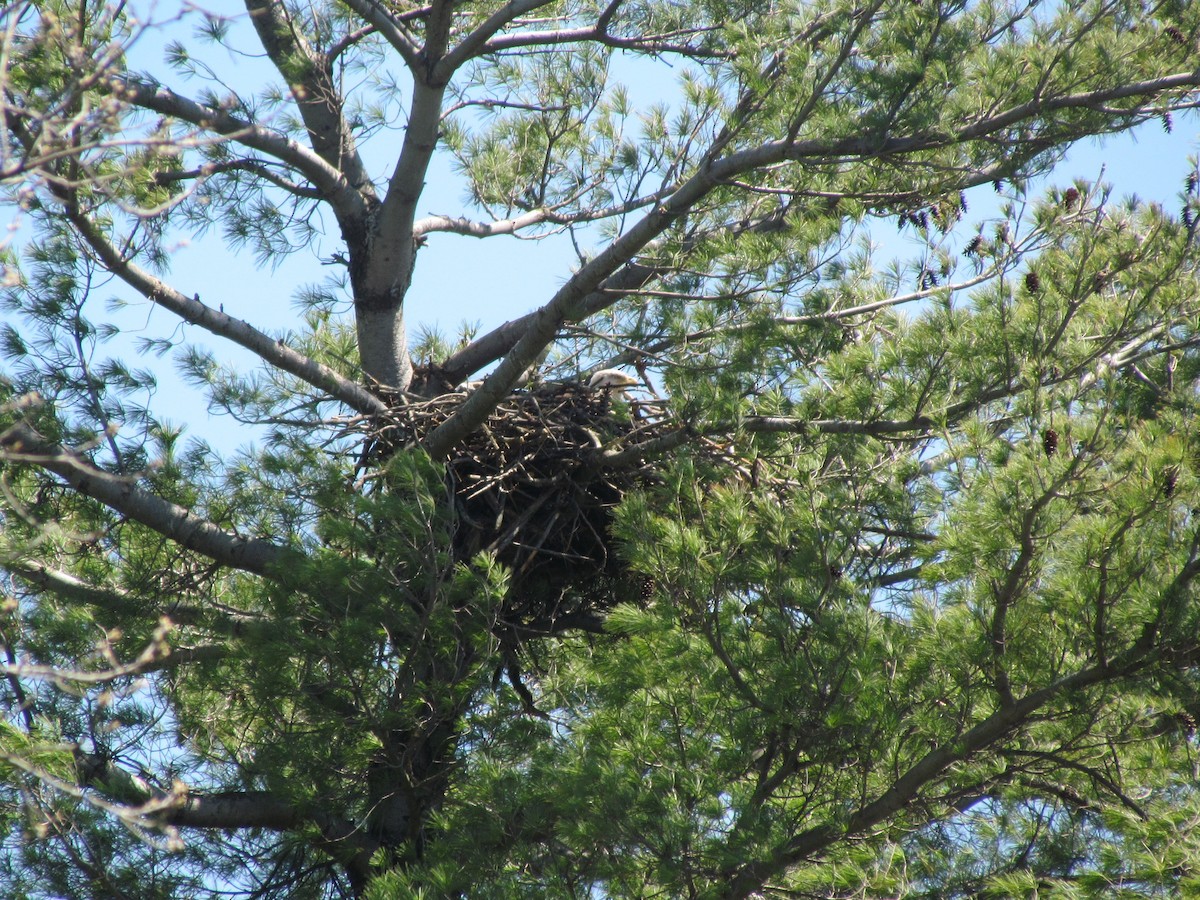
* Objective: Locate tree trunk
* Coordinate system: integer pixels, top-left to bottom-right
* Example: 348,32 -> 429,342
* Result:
356,300 -> 413,392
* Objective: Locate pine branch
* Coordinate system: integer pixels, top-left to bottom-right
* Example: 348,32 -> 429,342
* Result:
430,67 -> 1200,455
244,0 -> 374,192
7,560 -> 278,641
722,547 -> 1200,899
0,421 -> 287,577
61,206 -> 386,415
115,77 -> 366,223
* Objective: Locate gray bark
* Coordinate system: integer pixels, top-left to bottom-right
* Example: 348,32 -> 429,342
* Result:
355,303 -> 414,391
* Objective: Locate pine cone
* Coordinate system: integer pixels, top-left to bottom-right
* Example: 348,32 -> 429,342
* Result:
1043,428 -> 1059,457
639,576 -> 656,601
1164,466 -> 1179,499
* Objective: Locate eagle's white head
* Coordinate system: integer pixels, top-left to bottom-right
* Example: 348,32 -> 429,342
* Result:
587,369 -> 640,391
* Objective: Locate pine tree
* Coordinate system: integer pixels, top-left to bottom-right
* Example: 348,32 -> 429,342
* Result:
4,0 -> 1200,896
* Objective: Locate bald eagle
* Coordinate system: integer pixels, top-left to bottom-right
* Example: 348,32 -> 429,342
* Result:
587,369 -> 640,391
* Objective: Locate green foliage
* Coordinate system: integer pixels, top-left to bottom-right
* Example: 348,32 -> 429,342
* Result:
4,0 -> 1200,897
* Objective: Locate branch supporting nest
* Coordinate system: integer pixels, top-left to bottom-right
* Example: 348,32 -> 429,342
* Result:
351,383 -> 677,635
346,380 -> 789,647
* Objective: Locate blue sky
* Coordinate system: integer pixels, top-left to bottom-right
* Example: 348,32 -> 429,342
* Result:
69,2 -> 1200,454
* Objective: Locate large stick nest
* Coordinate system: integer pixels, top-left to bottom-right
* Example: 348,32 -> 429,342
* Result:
360,382 -> 681,637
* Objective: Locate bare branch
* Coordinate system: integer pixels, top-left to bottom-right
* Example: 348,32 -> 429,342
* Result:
325,24 -> 377,69
481,23 -> 727,58
414,207 -> 558,239
413,187 -> 669,238
336,0 -> 423,69
441,96 -> 569,117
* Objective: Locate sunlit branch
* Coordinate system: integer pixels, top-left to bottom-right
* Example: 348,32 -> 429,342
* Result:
414,207 -> 558,238
62,207 -> 386,415
337,0 -> 424,70
7,560 -> 277,642
1077,323 -> 1170,391
8,560 -> 141,612
440,0 -> 563,73
470,0 -> 726,60
414,187 -> 670,237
